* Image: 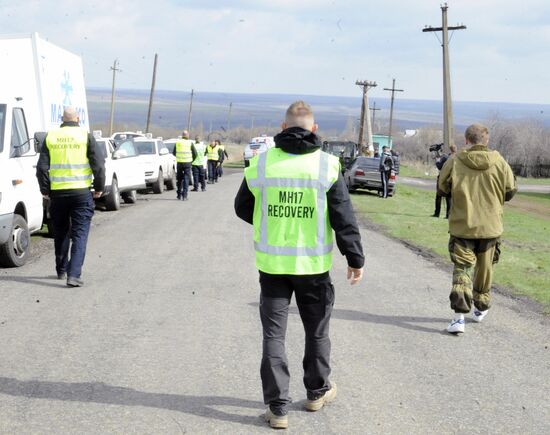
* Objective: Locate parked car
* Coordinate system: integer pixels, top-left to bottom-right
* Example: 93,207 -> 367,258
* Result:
344,156 -> 398,196
243,135 -> 275,167
133,136 -> 176,193
95,136 -> 146,210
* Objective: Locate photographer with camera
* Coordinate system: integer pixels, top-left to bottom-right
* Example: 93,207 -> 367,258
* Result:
430,143 -> 456,218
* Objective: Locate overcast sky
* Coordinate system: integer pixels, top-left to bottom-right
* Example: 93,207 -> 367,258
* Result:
2,0 -> 549,104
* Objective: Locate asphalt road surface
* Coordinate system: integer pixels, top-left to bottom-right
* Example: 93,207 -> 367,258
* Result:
401,176 -> 550,194
0,172 -> 549,434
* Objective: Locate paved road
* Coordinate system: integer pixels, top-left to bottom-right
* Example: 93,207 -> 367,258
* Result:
0,173 -> 549,434
401,176 -> 550,194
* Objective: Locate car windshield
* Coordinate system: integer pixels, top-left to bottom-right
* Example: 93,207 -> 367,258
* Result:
164,142 -> 175,153
135,141 -> 156,155
248,143 -> 263,150
0,104 -> 6,153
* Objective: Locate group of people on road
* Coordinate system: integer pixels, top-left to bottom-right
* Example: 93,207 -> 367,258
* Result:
37,102 -> 517,431
172,131 -> 229,201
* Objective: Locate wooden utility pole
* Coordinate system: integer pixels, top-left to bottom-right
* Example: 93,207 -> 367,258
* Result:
423,3 -> 466,148
369,101 -> 380,132
109,59 -> 121,136
187,89 -> 194,133
356,80 -> 377,155
227,102 -> 233,131
383,78 -> 404,145
145,53 -> 158,133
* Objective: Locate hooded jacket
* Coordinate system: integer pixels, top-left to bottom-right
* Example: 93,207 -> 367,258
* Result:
234,127 -> 365,269
438,144 -> 517,238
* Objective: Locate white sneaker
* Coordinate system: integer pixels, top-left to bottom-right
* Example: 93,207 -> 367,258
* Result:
446,315 -> 465,334
472,308 -> 488,323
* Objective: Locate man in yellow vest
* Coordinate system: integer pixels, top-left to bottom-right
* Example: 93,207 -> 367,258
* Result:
234,101 -> 364,429
36,107 -> 105,287
206,140 -> 221,184
216,139 -> 229,179
191,136 -> 206,192
172,130 -> 197,200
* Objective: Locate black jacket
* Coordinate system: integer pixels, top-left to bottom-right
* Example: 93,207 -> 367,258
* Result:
36,121 -> 105,196
234,127 -> 364,269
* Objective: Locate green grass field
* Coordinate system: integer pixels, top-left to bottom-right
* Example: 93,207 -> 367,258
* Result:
351,185 -> 550,312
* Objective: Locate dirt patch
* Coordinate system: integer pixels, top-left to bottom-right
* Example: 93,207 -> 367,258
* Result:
505,197 -> 550,220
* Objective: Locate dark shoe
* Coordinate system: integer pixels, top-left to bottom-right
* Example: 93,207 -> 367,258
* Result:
67,276 -> 84,287
201,189 -> 206,192
57,272 -> 67,280
191,189 -> 198,192
177,194 -> 181,200
431,213 -> 440,218
264,407 -> 288,429
182,196 -> 188,201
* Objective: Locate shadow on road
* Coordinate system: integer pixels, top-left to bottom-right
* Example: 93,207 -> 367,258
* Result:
248,302 -> 445,334
0,377 -> 266,428
0,275 -> 68,289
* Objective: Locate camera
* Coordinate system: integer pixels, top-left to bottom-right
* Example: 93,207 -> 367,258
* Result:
429,143 -> 444,153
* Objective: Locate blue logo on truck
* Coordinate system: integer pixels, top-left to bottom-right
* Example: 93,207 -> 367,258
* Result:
50,70 -> 87,127
61,71 -> 73,106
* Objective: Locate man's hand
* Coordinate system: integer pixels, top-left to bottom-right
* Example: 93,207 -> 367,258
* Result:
92,191 -> 103,199
347,267 -> 363,285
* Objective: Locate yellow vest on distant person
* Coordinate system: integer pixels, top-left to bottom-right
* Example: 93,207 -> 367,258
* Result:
207,144 -> 219,161
46,127 -> 92,190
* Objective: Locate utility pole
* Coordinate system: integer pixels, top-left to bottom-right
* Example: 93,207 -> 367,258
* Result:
369,101 -> 380,132
356,80 -> 377,155
383,78 -> 404,145
145,53 -> 158,133
187,89 -> 194,133
227,102 -> 233,131
109,59 -> 121,136
423,3 -> 466,148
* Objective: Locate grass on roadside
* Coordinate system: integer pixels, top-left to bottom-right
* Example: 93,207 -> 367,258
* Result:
351,185 -> 550,312
398,162 -> 438,179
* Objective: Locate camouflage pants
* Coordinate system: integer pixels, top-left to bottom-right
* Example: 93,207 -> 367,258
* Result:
448,236 -> 501,313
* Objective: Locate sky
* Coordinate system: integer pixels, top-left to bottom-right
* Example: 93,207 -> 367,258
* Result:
1,0 -> 549,104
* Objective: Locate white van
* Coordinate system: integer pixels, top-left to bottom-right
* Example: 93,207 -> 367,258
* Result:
243,135 -> 275,167
0,33 -> 89,266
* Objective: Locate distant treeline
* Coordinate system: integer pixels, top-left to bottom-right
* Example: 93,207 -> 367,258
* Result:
393,117 -> 550,178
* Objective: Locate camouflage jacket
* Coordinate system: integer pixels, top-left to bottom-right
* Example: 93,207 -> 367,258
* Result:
438,144 -> 517,238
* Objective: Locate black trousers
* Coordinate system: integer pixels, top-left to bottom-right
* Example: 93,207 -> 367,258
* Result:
259,271 -> 334,412
50,192 -> 94,279
380,170 -> 391,198
176,163 -> 192,197
434,194 -> 451,217
191,165 -> 206,191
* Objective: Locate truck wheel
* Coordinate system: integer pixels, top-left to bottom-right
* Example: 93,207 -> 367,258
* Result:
105,177 -> 121,211
152,169 -> 164,194
0,214 -> 30,267
166,167 -> 176,190
122,190 -> 137,204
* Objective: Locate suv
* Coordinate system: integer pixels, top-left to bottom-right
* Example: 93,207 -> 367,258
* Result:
134,136 -> 176,193
95,136 -> 145,210
243,136 -> 275,167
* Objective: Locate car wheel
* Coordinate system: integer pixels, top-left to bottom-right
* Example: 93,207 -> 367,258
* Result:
166,167 -> 176,190
0,214 -> 30,267
152,169 -> 164,194
105,177 -> 121,211
122,189 -> 137,204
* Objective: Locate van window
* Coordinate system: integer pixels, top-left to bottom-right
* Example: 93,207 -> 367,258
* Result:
0,104 -> 6,153
10,108 -> 30,157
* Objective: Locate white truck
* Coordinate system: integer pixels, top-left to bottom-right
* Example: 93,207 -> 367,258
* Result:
0,33 -> 89,266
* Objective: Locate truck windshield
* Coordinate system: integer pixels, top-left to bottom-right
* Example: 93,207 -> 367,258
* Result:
0,104 -> 6,153
135,141 -> 156,155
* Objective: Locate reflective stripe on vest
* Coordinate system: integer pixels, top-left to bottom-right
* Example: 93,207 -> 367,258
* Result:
175,139 -> 193,163
193,142 -> 206,166
207,145 -> 219,160
245,148 -> 340,274
46,127 -> 92,190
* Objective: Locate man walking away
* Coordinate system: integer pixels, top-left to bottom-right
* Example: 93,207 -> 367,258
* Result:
206,140 -> 220,184
432,144 -> 456,218
235,101 -> 364,429
216,140 -> 229,178
191,136 -> 206,192
173,130 -> 196,200
379,145 -> 393,198
438,123 -> 516,334
36,106 -> 105,287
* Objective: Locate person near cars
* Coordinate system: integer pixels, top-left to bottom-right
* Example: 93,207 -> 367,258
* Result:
432,144 -> 456,218
173,130 -> 196,200
206,140 -> 221,184
191,136 -> 206,192
36,106 -> 105,287
379,145 -> 393,198
438,123 -> 517,334
216,139 -> 229,179
234,101 -> 364,430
